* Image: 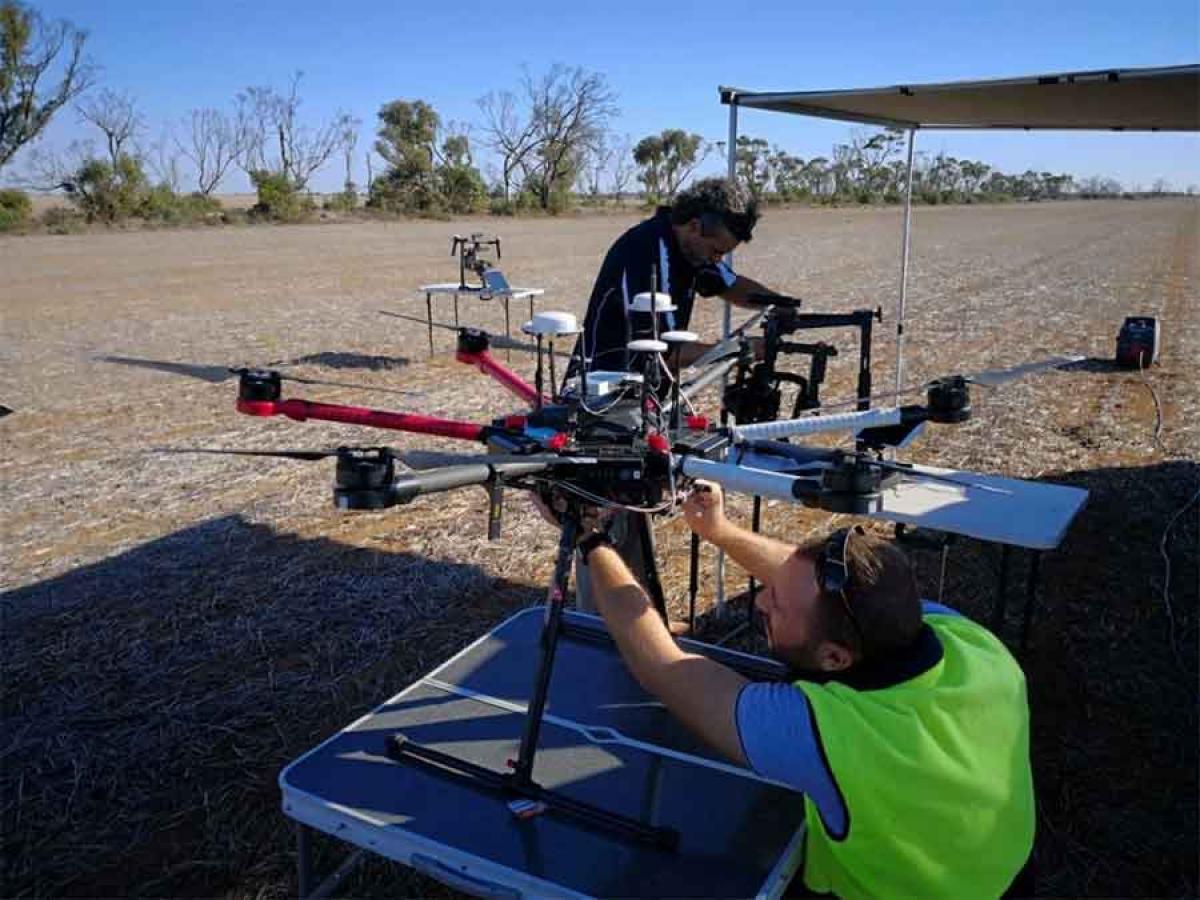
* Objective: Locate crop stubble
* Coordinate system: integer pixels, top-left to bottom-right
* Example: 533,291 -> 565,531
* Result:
1,200 -> 1196,897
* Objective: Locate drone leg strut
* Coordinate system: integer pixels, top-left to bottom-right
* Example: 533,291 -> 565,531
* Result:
385,516 -> 678,850
425,292 -> 434,357
633,514 -> 670,624
511,519 -> 578,784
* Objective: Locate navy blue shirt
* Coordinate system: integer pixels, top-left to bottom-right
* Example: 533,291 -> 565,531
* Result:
575,207 -> 736,372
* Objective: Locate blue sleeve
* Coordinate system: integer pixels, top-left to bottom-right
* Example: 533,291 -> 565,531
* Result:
922,600 -> 963,618
735,682 -> 847,836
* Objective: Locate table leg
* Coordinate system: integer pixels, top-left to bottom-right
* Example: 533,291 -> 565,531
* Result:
425,293 -> 434,357
1019,552 -> 1042,651
504,297 -> 512,362
453,292 -> 459,327
297,823 -> 313,898
991,544 -> 1012,637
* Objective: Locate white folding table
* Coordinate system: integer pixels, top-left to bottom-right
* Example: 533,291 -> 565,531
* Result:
281,608 -> 807,899
419,283 -> 546,356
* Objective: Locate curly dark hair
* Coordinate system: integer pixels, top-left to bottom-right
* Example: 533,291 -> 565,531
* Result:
669,177 -> 760,242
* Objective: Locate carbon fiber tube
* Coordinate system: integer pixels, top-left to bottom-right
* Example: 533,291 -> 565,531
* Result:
391,461 -> 550,504
680,457 -> 817,502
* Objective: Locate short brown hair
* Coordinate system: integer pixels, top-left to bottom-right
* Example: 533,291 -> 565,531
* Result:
670,177 -> 759,242
801,529 -> 922,658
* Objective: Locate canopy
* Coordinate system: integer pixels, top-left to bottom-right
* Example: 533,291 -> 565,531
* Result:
720,65 -> 1200,131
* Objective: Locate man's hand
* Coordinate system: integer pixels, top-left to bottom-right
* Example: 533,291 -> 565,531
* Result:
529,491 -> 609,540
682,481 -> 729,542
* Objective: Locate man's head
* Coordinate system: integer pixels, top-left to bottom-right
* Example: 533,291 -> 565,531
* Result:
755,526 -> 922,673
670,178 -> 759,267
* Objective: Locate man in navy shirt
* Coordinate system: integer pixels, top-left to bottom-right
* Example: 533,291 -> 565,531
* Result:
572,177 -> 777,616
576,177 -> 777,373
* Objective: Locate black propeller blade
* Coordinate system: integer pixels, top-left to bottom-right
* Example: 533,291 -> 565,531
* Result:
96,356 -> 422,396
378,310 -> 573,358
961,355 -> 1086,388
151,447 -> 349,461
811,354 -> 1087,414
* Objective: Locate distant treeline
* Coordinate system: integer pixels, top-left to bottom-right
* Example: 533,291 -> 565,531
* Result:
0,1 -> 1188,233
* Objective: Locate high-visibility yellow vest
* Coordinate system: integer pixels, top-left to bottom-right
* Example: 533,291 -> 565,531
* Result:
795,613 -> 1035,899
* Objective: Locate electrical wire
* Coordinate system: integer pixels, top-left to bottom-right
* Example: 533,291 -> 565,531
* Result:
1137,354 -> 1166,450
1159,484 -> 1199,664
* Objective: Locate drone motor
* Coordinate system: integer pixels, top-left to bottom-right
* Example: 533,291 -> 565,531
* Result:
925,376 -> 972,423
813,453 -> 899,515
238,369 -> 282,403
334,448 -> 398,510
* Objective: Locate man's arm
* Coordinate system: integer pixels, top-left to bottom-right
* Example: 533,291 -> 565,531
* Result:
584,542 -> 749,766
722,274 -> 778,309
682,483 -> 795,582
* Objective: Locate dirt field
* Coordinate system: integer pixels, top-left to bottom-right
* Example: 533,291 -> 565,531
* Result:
2,200 -> 1197,897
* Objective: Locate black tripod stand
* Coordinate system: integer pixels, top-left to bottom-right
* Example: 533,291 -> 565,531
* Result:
385,514 -> 680,849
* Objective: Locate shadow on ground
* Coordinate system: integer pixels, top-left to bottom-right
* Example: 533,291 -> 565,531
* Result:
901,458 -> 1198,898
1,516 -> 541,898
2,459 -> 1196,898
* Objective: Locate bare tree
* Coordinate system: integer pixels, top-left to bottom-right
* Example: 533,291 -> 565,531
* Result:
145,123 -> 183,191
177,108 -> 244,195
0,1 -> 95,171
77,89 -> 142,168
235,72 -> 356,189
340,118 -> 358,192
22,136 -> 92,190
478,64 -> 616,210
581,130 -> 614,196
523,64 -> 616,209
477,89 -> 539,202
610,133 -> 635,206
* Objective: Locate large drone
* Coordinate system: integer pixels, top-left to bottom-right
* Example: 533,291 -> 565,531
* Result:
152,292 -> 1081,848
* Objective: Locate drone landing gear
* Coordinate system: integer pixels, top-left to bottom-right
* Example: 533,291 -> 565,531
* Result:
384,517 -> 679,851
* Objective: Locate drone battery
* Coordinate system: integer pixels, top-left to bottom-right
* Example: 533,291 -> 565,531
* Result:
1115,316 -> 1160,368
586,370 -> 642,397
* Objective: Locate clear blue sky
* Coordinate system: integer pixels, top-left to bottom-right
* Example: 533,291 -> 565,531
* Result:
13,0 -> 1200,193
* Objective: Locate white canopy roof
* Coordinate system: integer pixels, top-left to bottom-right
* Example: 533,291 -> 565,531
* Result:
720,65 -> 1200,131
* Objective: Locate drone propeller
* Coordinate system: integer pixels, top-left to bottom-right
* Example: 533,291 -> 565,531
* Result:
151,446 -> 351,461
379,310 -> 571,358
958,355 -> 1086,388
792,354 -> 1088,417
97,355 -> 423,397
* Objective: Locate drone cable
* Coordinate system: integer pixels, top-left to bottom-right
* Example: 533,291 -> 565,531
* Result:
1159,484 -> 1199,666
1137,354 -> 1166,451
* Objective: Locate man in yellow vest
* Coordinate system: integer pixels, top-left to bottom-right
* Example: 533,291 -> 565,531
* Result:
571,481 -> 1035,898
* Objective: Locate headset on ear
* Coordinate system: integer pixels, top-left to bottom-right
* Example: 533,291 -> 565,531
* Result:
818,525 -> 867,648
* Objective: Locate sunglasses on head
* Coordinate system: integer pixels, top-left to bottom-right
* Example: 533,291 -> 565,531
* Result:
818,525 -> 867,650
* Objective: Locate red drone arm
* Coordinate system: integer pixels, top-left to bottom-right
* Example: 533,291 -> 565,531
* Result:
237,397 -> 487,442
456,347 -> 545,407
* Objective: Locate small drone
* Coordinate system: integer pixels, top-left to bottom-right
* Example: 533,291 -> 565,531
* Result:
152,292 -> 1081,848
451,232 -> 505,296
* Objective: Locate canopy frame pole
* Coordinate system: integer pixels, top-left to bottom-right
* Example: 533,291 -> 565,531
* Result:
895,128 -> 917,397
713,93 -> 740,616
724,96 -> 739,342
